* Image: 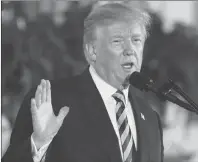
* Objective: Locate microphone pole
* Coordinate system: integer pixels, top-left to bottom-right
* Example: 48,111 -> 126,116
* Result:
159,79 -> 198,114
129,72 -> 198,114
144,80 -> 198,114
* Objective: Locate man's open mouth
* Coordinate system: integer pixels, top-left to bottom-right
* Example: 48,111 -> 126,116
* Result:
121,63 -> 134,69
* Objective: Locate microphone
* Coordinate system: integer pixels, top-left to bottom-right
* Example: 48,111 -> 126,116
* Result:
129,72 -> 198,114
129,71 -> 156,92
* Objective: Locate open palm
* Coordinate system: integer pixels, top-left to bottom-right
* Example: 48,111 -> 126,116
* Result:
31,79 -> 69,148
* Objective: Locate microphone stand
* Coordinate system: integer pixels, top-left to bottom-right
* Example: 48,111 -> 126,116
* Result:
168,79 -> 198,110
157,79 -> 198,114
129,72 -> 198,114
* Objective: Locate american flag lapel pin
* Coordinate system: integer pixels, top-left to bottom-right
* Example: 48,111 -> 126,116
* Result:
141,113 -> 145,120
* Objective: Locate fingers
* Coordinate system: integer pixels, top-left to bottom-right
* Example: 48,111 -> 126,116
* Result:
31,98 -> 37,118
41,80 -> 46,103
46,80 -> 51,102
57,106 -> 70,125
35,79 -> 51,108
35,85 -> 42,108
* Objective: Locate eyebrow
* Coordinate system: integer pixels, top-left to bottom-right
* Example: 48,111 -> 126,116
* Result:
131,34 -> 145,40
111,35 -> 124,39
131,33 -> 143,37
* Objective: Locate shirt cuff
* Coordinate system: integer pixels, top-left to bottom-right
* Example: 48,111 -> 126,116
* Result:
31,134 -> 52,162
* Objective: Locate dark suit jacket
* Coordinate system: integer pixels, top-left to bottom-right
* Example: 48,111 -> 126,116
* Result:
2,68 -> 164,162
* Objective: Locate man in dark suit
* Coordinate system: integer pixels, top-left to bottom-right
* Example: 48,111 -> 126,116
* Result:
2,2 -> 163,162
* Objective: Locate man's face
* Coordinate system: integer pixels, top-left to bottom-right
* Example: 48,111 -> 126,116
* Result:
92,21 -> 146,89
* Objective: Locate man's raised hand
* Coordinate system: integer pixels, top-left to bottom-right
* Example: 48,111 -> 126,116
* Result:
31,79 -> 69,149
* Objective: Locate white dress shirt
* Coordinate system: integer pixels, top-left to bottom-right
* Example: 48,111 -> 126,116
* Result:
89,66 -> 137,158
31,65 -> 137,161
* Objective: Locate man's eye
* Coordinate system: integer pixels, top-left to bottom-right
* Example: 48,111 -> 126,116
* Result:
112,39 -> 123,45
134,39 -> 142,43
113,39 -> 122,43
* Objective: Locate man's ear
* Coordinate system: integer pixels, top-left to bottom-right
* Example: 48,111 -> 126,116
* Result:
85,43 -> 97,62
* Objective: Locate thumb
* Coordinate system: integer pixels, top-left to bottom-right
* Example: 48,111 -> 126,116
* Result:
57,106 -> 70,124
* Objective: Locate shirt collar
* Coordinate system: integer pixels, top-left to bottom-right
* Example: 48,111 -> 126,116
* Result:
89,65 -> 129,104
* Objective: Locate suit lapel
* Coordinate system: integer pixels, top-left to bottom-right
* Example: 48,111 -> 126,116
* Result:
78,69 -> 151,162
129,86 -> 150,162
79,69 -> 123,162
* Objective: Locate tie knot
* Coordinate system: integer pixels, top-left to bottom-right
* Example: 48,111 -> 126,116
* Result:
112,90 -> 126,105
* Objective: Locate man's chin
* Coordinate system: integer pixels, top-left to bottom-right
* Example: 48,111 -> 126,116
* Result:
120,75 -> 130,89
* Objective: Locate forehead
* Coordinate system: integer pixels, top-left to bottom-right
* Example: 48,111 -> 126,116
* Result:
97,21 -> 145,38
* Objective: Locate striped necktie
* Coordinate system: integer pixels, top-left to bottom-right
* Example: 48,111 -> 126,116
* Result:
112,90 -> 134,162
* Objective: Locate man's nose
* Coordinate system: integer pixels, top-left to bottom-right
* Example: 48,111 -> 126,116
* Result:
123,40 -> 135,56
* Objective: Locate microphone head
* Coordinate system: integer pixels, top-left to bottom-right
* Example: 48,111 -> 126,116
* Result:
129,72 -> 153,91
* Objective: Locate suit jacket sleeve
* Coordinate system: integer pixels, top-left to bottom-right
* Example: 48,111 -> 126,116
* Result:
2,88 -> 36,162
